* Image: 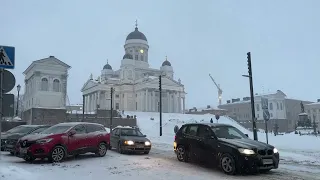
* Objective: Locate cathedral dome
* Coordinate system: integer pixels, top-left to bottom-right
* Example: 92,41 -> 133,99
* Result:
162,57 -> 171,66
123,53 -> 133,60
103,61 -> 112,70
126,27 -> 148,41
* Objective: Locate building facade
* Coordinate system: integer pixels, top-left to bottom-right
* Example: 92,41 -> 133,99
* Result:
218,90 -> 313,132
81,25 -> 186,113
305,100 -> 320,131
22,56 -> 71,110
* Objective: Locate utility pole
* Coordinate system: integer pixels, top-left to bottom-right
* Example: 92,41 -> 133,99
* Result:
159,75 -> 162,136
110,87 -> 114,131
0,68 -> 3,155
245,52 -> 258,141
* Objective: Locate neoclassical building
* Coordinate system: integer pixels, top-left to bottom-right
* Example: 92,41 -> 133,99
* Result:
81,24 -> 186,113
22,56 -> 71,110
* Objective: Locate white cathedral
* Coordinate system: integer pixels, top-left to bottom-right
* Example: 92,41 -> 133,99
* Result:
81,24 -> 186,113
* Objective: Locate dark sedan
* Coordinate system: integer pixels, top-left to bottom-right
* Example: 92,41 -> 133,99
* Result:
110,126 -> 151,154
1,125 -> 51,155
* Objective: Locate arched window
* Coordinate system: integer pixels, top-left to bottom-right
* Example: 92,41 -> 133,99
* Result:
53,79 -> 60,92
41,78 -> 48,91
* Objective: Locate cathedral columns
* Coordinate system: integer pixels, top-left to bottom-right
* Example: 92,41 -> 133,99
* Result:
152,90 -> 155,111
182,97 -> 185,114
167,91 -> 170,113
145,89 -> 148,112
178,92 -> 181,113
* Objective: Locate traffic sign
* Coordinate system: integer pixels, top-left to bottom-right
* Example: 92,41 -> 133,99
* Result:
0,69 -> 16,93
263,110 -> 270,121
261,97 -> 270,121
0,46 -> 15,69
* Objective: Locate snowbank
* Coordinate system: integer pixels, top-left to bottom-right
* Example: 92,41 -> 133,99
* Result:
0,165 -> 35,180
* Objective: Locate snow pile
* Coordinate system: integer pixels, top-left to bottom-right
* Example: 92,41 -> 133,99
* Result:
0,165 -> 35,180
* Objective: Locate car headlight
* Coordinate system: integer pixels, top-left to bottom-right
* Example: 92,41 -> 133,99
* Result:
273,148 -> 279,154
145,141 -> 151,146
36,138 -> 53,144
238,148 -> 255,155
124,140 -> 134,145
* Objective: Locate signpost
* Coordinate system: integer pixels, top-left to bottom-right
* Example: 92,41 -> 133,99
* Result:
0,45 -> 15,157
261,97 -> 270,144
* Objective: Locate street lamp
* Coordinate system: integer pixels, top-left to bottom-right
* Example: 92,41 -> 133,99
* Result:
16,84 -> 21,117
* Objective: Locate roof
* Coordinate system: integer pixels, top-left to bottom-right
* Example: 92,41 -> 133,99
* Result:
21,125 -> 51,128
23,56 -> 71,75
182,123 -> 234,127
162,60 -> 171,66
126,27 -> 147,41
56,122 -> 104,126
103,63 -> 112,70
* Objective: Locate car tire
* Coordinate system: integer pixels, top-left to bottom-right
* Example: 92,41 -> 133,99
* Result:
176,145 -> 189,162
49,146 -> 66,163
108,145 -> 112,150
143,151 -> 150,154
23,155 -> 35,162
10,152 -> 14,155
220,153 -> 236,175
96,142 -> 107,157
117,142 -> 123,154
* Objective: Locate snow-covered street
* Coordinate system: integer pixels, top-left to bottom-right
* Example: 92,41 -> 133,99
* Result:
1,147 -> 319,180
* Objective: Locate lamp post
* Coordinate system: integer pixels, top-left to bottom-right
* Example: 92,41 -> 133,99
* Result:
16,84 -> 21,117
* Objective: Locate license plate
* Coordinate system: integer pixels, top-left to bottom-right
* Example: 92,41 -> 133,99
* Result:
6,144 -> 13,148
262,159 -> 273,165
136,145 -> 144,148
20,148 -> 28,154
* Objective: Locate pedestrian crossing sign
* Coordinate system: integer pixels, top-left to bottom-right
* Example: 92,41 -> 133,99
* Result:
0,46 -> 15,69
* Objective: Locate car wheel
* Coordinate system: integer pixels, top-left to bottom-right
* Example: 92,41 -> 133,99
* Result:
10,152 -> 14,155
50,146 -> 65,162
23,155 -> 35,162
143,151 -> 149,154
96,142 -> 107,157
117,142 -> 123,154
108,144 -> 112,150
220,154 -> 236,175
176,145 -> 188,162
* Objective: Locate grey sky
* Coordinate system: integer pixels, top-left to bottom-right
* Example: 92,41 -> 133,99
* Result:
2,0 -> 319,108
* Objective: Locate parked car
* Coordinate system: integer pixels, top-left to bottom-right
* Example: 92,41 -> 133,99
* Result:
1,125 -> 51,155
16,122 -> 110,162
110,126 -> 151,154
173,123 -> 280,175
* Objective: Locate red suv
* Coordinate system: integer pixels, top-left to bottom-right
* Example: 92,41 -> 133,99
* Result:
17,122 -> 110,162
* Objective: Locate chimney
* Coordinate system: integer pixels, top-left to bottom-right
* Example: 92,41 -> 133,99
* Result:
49,55 -> 55,58
317,99 -> 320,102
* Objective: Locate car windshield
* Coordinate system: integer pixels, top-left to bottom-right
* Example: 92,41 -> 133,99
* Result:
211,126 -> 248,139
40,125 -> 72,134
6,126 -> 35,134
30,127 -> 50,134
120,129 -> 144,136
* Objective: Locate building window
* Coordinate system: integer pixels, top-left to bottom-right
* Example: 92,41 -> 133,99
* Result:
53,79 -> 60,92
135,55 -> 138,60
280,103 -> 283,110
269,103 -> 273,110
115,103 -> 119,110
141,55 -> 144,61
136,94 -> 137,97
123,94 -> 124,98
115,94 -> 119,98
41,78 -> 48,91
257,114 -> 259,118
270,113 -> 273,117
136,102 -> 138,110
277,103 -> 279,110
256,104 -> 260,111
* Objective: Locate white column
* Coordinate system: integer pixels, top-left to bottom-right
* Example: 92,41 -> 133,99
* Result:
167,91 -> 170,113
183,97 -> 185,114
152,90 -> 155,112
178,92 -> 181,113
84,95 -> 87,113
145,89 -> 148,112
97,91 -> 100,108
173,92 -> 176,113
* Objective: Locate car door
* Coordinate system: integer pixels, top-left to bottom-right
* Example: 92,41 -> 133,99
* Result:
85,124 -> 101,148
184,125 -> 201,160
197,125 -> 217,162
69,125 -> 87,152
110,129 -> 120,147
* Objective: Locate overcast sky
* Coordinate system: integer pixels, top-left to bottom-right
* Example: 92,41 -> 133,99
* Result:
2,0 -> 320,108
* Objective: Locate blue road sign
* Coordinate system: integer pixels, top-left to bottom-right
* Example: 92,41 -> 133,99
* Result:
0,46 -> 15,69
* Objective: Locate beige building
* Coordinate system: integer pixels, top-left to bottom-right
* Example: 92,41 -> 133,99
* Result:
218,90 -> 313,132
305,100 -> 320,131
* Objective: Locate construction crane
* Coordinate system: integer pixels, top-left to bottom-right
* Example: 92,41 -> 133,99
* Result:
209,74 -> 223,105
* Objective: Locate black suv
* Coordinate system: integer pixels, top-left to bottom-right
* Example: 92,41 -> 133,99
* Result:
110,126 -> 151,154
173,123 -> 279,175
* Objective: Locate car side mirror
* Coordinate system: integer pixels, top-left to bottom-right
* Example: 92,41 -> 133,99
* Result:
245,134 -> 249,137
68,130 -> 76,136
